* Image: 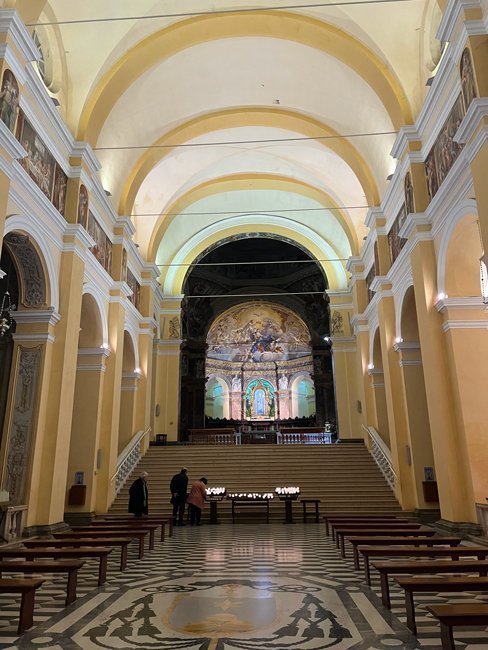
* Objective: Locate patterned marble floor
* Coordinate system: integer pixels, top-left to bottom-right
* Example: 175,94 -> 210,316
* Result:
0,524 -> 488,649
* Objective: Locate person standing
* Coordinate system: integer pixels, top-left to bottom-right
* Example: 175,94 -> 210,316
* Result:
170,467 -> 188,526
128,472 -> 149,517
187,477 -> 208,526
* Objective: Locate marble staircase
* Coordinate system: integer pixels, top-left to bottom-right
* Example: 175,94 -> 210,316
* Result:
108,442 -> 404,523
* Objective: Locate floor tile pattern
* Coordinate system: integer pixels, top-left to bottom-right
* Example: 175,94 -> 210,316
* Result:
0,525 -> 487,649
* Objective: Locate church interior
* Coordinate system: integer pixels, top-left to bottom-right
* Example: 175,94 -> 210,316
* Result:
1,0 -> 488,647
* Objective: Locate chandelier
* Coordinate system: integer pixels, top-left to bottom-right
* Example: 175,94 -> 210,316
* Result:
480,254 -> 488,304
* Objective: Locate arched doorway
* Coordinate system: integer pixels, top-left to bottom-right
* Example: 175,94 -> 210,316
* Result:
179,236 -> 334,438
0,245 -> 18,445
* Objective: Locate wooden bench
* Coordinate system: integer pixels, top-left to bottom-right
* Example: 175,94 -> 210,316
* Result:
335,525 -> 426,551
79,522 -> 159,551
324,515 -> 406,536
0,578 -> 45,633
371,559 -> 488,608
395,576 -> 488,635
330,519 -> 415,541
426,603 -> 488,650
96,515 -> 172,539
68,526 -> 151,558
0,547 -> 113,586
0,559 -> 83,606
27,537 -> 132,571
358,546 -> 488,585
348,536 -> 460,569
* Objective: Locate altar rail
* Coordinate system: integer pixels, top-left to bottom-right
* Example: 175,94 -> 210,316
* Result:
188,429 -> 236,445
279,428 -> 332,445
188,427 -> 332,445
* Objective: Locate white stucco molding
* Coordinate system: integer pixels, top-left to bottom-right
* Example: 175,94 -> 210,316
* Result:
0,114 -> 26,161
71,141 -> 101,174
0,11 -> 40,64
442,319 -> 488,331
14,308 -> 61,326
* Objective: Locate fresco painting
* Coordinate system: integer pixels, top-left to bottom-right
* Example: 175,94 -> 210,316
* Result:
207,303 -> 311,363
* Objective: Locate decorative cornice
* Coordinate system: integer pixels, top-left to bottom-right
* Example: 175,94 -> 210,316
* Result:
364,207 -> 385,230
77,347 -> 110,358
0,42 -> 27,85
435,296 -> 486,313
442,319 -> 488,331
390,125 -> 421,160
455,97 -> 488,145
14,308 -> 61,326
399,359 -> 423,367
63,223 -> 95,250
437,0 -> 481,43
76,364 -> 106,373
399,213 -> 431,240
0,11 -> 40,63
370,276 -> 392,294
393,341 -> 420,351
110,281 -> 133,300
71,141 -> 101,174
13,332 -> 55,344
0,118 -> 25,161
114,216 -> 136,239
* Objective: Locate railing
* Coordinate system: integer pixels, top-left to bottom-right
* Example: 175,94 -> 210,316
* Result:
0,504 -> 28,542
363,425 -> 397,490
111,427 -> 152,495
279,431 -> 332,445
188,429 -> 236,445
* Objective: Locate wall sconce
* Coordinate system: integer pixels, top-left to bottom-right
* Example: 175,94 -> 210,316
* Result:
367,363 -> 374,370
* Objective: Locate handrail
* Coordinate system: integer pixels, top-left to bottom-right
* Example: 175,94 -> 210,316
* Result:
363,425 -> 397,490
110,427 -> 152,494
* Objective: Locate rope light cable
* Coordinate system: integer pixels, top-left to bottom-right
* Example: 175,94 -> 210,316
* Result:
183,291 -> 329,298
156,258 -> 349,268
93,131 -> 396,152
29,0 -> 418,27
130,205 -> 370,217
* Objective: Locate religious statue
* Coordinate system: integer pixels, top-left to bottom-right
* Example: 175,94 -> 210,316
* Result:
279,374 -> 288,390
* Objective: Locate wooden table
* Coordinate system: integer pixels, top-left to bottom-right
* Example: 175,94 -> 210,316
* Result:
231,499 -> 270,523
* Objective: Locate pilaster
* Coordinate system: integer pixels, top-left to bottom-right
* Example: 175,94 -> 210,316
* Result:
411,238 -> 477,523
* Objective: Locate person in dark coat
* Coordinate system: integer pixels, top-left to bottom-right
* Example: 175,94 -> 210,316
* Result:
128,472 -> 149,517
170,467 -> 188,526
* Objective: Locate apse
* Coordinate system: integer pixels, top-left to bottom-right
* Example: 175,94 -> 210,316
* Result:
179,235 -> 335,437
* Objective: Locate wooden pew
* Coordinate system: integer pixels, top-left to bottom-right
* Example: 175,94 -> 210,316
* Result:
0,578 -> 45,633
395,576 -> 488,635
426,603 -> 488,650
322,515 -> 412,536
335,526 -> 429,553
0,559 -> 83,605
67,526 -> 152,557
348,536 -> 461,569
329,518 -> 412,540
358,546 -> 488,585
371,559 -> 488,608
96,515 -> 172,540
0,547 -> 113,586
25,537 -> 131,571
324,515 -> 406,536
85,521 -> 160,548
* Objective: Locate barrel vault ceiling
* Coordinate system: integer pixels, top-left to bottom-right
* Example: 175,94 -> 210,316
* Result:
11,0 -> 443,290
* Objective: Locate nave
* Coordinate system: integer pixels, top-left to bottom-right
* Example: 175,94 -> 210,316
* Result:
1,524 -> 488,649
